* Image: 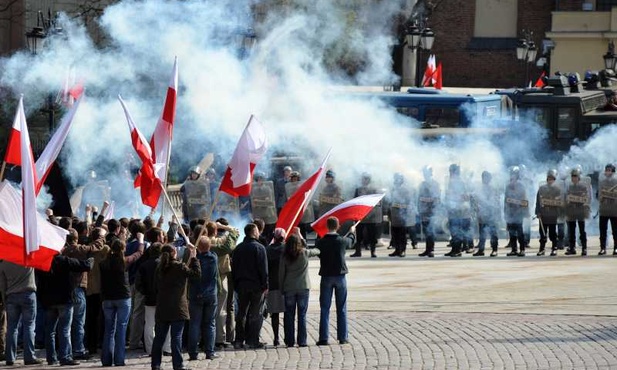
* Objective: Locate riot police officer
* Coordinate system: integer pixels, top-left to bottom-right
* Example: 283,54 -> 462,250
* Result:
565,168 -> 591,255
471,171 -> 500,257
504,166 -> 529,257
444,164 -> 472,257
387,173 -> 416,257
250,172 -> 277,242
598,163 -> 617,255
180,166 -> 211,223
285,171 -> 315,239
418,165 -> 441,258
317,170 -> 343,218
535,169 -> 563,256
350,173 -> 382,258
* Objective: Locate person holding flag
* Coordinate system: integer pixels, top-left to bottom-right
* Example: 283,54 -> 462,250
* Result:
314,217 -> 355,346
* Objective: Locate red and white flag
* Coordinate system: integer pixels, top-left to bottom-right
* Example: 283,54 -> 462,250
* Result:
118,95 -> 162,208
134,57 -> 178,196
275,149 -> 331,237
534,71 -> 546,88
3,97 -> 24,166
0,180 -> 68,271
19,96 -> 40,262
422,54 -> 436,87
433,62 -> 443,90
310,193 -> 385,238
35,95 -> 83,194
219,115 -> 268,197
104,201 -> 115,221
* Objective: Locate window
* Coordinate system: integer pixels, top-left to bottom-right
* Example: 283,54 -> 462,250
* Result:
557,108 -> 576,139
396,107 -> 419,119
597,0 -> 617,11
474,0 -> 517,38
425,107 -> 460,127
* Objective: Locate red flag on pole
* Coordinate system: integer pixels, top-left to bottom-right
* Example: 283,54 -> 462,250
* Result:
118,95 -> 162,208
434,62 -> 443,90
534,71 -> 546,88
219,115 -> 268,197
134,57 -> 178,200
422,54 -> 436,87
275,149 -> 331,237
4,97 -> 24,166
310,194 -> 386,238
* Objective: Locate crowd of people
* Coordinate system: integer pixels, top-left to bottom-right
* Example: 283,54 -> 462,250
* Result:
0,186 -> 358,368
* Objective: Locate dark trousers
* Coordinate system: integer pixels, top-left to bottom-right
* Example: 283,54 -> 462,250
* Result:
448,218 -> 467,253
599,216 -> 617,249
557,223 -> 566,248
0,296 -> 6,360
355,223 -> 377,253
234,288 -> 264,346
151,320 -> 184,370
507,223 -> 525,252
85,294 -> 102,354
390,226 -> 407,252
421,219 -> 435,252
539,222 -> 557,250
477,222 -> 498,252
567,220 -> 586,250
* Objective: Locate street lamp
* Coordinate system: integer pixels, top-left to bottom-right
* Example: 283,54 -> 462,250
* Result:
236,27 -> 257,59
515,30 -> 537,87
603,41 -> 616,70
406,19 -> 435,87
25,10 -> 64,133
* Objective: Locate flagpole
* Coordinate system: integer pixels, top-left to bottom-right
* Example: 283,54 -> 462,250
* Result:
0,161 -> 6,182
283,189 -> 312,237
206,189 -> 221,222
345,219 -> 362,237
158,181 -> 188,240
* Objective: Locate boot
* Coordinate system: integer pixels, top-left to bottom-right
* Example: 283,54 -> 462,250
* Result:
550,247 -> 557,256
506,248 -> 518,256
418,250 -> 430,257
565,246 -> 576,255
536,247 -> 545,256
450,243 -> 462,257
599,248 -> 606,255
399,247 -> 406,257
388,248 -> 400,257
370,245 -> 377,258
517,247 -> 525,257
490,248 -> 498,257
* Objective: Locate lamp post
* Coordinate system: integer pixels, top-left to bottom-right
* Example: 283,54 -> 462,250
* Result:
405,19 -> 435,87
236,27 -> 257,59
25,10 -> 64,134
515,30 -> 537,87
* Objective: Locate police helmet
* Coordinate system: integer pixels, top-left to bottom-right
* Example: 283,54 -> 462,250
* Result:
87,170 -> 97,180
449,163 -> 460,175
510,166 -> 520,179
422,165 -> 433,179
393,172 -> 404,185
546,169 -> 557,180
326,170 -> 335,178
606,163 -> 616,173
254,171 -> 266,181
481,171 -> 492,182
362,172 -> 371,180
189,166 -> 201,175
290,171 -> 300,179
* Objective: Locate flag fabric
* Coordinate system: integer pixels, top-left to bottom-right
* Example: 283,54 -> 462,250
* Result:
118,95 -> 162,208
35,95 -> 83,194
18,96 -> 40,261
422,54 -> 436,87
534,71 -> 546,88
0,180 -> 67,271
134,57 -> 178,194
4,97 -> 24,166
310,193 -> 386,238
434,62 -> 443,90
104,201 -> 115,221
219,115 -> 268,197
59,66 -> 84,107
275,150 -> 331,237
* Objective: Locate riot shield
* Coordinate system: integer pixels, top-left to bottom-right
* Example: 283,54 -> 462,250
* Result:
183,179 -> 212,221
286,181 -> 315,223
251,181 -> 277,224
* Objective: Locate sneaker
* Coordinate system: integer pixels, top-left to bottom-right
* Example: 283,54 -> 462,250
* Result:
472,251 -> 484,256
349,253 -> 361,258
536,249 -> 545,256
60,359 -> 81,366
517,251 -> 525,257
599,249 -> 606,255
339,340 -> 349,345
564,249 -> 576,255
25,359 -> 43,366
398,251 -> 406,257
316,340 -> 329,346
206,353 -> 219,360
490,250 -> 498,257
450,252 -> 462,257
550,250 -> 557,256
506,251 -> 518,256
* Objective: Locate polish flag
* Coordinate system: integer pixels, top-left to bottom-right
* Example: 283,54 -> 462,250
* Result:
275,149 -> 331,237
534,71 -> 546,88
0,98 -> 67,271
135,57 -> 178,195
3,98 -> 24,166
219,115 -> 268,197
59,67 -> 84,107
422,54 -> 436,87
310,193 -> 385,238
118,96 -> 162,208
35,94 -> 83,194
104,201 -> 115,221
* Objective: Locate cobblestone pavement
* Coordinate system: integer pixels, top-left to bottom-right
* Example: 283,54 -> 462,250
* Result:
6,238 -> 617,369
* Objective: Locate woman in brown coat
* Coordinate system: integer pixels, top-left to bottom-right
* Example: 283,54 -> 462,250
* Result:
151,244 -> 200,370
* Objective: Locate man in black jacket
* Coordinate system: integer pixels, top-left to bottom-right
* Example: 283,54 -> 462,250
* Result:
36,253 -> 93,366
231,223 -> 268,349
315,217 -> 355,346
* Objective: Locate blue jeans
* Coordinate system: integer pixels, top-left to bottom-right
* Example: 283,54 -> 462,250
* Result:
101,299 -> 131,366
71,287 -> 87,356
151,320 -> 184,369
5,291 -> 37,363
45,304 -> 73,364
284,290 -> 310,346
319,275 -> 347,342
188,295 -> 217,357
